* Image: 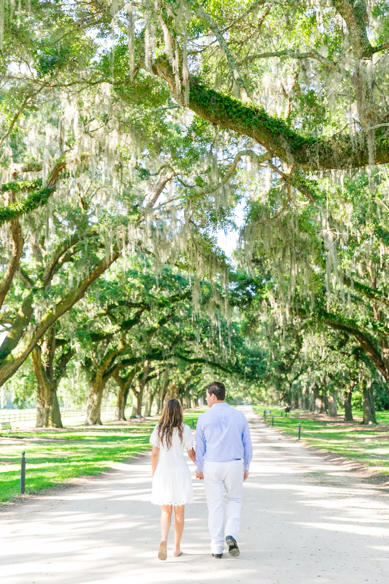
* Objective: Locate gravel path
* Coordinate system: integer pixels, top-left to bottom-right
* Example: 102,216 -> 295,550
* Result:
2,406 -> 389,584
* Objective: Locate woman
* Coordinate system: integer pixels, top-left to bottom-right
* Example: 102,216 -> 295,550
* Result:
150,398 -> 196,560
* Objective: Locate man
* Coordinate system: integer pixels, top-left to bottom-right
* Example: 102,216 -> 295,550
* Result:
196,381 -> 253,559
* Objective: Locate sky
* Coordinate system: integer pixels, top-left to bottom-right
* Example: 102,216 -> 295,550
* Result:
216,199 -> 245,260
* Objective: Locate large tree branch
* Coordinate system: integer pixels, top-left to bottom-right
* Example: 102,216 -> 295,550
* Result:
112,366 -> 138,390
54,347 -> 75,383
0,218 -> 23,310
0,249 -> 121,387
151,56 -> 389,170
333,0 -> 374,59
146,170 -> 177,209
240,49 -> 341,73
343,275 -> 389,308
314,310 -> 389,382
173,352 -> 233,374
42,227 -> 98,286
0,293 -> 35,362
89,308 -> 147,343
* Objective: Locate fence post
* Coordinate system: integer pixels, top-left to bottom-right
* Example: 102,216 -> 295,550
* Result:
20,451 -> 26,494
298,423 -> 301,440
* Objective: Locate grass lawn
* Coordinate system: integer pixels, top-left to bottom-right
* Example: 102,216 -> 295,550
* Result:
0,409 -> 203,504
254,405 -> 389,477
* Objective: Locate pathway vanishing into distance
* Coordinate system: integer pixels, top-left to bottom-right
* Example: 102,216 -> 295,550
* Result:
2,407 -> 389,584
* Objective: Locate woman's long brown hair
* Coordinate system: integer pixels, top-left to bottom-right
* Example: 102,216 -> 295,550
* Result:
157,399 -> 184,449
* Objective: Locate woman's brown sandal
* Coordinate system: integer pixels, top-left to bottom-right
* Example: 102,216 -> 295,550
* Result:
158,540 -> 167,561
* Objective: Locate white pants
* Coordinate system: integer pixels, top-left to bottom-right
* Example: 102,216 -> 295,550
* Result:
204,459 -> 244,554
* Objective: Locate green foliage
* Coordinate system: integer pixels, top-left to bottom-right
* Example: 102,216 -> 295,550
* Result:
0,187 -> 55,225
37,46 -> 73,77
3,0 -> 389,430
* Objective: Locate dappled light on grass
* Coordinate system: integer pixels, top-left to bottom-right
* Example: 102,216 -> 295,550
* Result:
254,405 -> 389,477
0,411 -> 202,503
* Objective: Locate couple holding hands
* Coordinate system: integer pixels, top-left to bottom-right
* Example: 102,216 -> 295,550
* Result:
150,381 -> 253,560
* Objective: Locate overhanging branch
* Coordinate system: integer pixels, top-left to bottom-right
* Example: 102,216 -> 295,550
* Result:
151,56 -> 389,171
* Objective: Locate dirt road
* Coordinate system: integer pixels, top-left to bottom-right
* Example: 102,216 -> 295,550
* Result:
2,407 -> 389,584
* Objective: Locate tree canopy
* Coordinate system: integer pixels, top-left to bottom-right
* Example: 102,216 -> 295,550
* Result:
3,0 -> 389,425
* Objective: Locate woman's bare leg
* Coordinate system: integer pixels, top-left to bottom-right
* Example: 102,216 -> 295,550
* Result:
161,505 -> 172,542
173,505 -> 185,555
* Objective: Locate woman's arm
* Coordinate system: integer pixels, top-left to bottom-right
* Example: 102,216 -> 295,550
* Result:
151,446 -> 159,476
187,448 -> 196,464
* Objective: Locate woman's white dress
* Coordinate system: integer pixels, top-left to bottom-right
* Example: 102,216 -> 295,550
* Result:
150,424 -> 194,506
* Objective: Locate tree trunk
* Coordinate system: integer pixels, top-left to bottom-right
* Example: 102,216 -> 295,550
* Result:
156,392 -> 162,414
322,377 -> 328,413
113,368 -> 138,421
132,386 -> 143,416
190,393 -> 196,408
85,377 -> 106,425
35,381 -> 63,428
131,361 -> 151,416
313,384 -> 326,412
362,382 -> 377,424
297,386 -> 303,409
157,368 -> 170,413
311,384 -> 318,411
147,383 -> 158,416
315,396 -> 326,413
344,381 -> 354,421
123,387 -> 130,416
302,384 -> 310,410
328,393 -> 338,417
32,346 -> 63,428
116,385 -> 127,421
114,378 -> 128,421
184,390 -> 192,410
143,385 -> 152,417
169,383 -> 178,398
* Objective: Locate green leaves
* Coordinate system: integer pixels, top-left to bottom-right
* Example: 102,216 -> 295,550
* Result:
37,46 -> 72,77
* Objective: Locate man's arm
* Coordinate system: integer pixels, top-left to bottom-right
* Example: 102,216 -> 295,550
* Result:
242,417 -> 253,481
195,418 -> 206,479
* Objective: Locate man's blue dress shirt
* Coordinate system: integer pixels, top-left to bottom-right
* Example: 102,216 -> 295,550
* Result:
195,403 -> 253,473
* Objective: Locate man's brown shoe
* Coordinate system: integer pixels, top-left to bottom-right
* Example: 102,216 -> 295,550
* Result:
226,536 -> 240,557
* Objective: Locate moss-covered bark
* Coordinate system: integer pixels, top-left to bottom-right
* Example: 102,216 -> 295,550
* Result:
32,343 -> 63,429
151,57 -> 389,171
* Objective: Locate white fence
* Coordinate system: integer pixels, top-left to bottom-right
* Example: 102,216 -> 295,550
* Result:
0,407 -> 117,423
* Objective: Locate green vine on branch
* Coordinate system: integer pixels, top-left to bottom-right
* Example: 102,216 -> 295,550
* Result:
0,187 -> 55,225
